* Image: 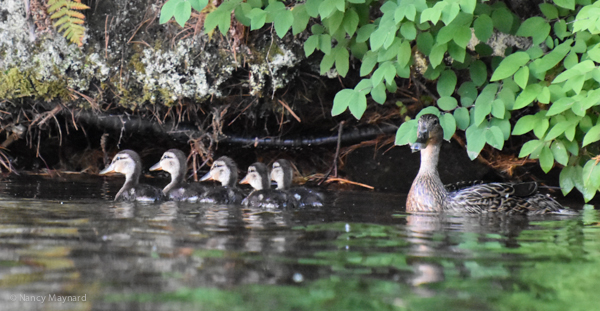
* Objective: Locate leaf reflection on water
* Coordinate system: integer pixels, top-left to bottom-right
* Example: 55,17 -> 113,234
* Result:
0,177 -> 595,310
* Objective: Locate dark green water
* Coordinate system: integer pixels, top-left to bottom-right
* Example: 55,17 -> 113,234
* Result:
0,175 -> 596,311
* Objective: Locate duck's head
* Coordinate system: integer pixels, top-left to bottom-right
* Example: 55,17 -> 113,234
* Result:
200,156 -> 239,187
100,149 -> 142,181
271,159 -> 293,190
411,114 -> 443,152
150,149 -> 187,180
240,162 -> 270,191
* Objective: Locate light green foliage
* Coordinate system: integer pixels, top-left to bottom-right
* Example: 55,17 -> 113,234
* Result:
158,0 -> 600,200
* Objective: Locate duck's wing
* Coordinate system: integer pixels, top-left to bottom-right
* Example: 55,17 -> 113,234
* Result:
446,182 -> 565,215
444,180 -> 485,192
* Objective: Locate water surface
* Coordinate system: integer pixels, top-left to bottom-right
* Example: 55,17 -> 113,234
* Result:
0,175 -> 596,311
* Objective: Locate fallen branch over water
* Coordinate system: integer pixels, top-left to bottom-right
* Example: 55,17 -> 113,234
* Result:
69,110 -> 399,148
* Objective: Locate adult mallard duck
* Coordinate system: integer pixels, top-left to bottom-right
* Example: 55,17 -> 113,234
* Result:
407,114 -> 569,215
100,149 -> 163,202
150,149 -> 207,202
270,159 -> 324,207
199,156 -> 245,204
240,162 -> 297,209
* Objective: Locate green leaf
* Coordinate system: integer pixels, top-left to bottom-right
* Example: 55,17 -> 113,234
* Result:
533,115 -> 549,139
473,83 -> 498,125
539,3 -> 558,20
513,66 -> 529,89
470,60 -> 487,86
354,79 -> 373,95
539,145 -> 554,173
416,32 -> 434,55
490,116 -> 511,140
305,0 -> 322,17
400,22 -> 417,40
438,96 -> 458,111
454,107 -> 470,130
491,7 -> 513,34
582,159 -> 600,189
332,89 -> 353,116
160,0 -> 179,24
513,83 -> 542,110
325,10 -> 344,34
553,0 -> 575,10
356,24 -> 376,43
320,53 -> 335,74
486,125 -> 505,150
292,4 -> 310,36
437,70 -> 457,97
473,14 -> 493,42
304,35 -> 318,56
545,121 -> 571,140
439,113 -> 456,141
582,124 -> 600,147
551,140 -> 569,166
546,97 -> 575,116
519,139 -> 544,158
395,119 -> 418,145
559,165 -> 575,195
273,7 -> 293,38
360,51 -> 377,76
516,17 -> 550,45
247,8 -> 267,30
190,0 -> 208,12
371,61 -> 396,86
319,34 -> 332,54
420,7 -> 442,25
458,81 -> 478,107
459,0 -> 476,14
447,41 -> 466,63
512,115 -> 536,135
466,123 -> 487,160
174,1 -> 192,27
371,81 -> 386,104
490,52 -> 530,81
342,8 -> 359,36
397,40 -> 412,68
335,48 -> 349,77
319,0 -> 343,18
453,25 -> 472,48
553,60 -> 595,83
491,99 -> 505,119
537,86 -> 550,104
441,2 -> 460,25
429,43 -> 447,68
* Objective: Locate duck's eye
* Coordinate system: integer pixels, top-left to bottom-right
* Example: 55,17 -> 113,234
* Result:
432,119 -> 439,125
115,156 -> 122,161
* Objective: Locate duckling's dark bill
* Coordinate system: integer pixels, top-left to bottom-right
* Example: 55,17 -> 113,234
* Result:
410,132 -> 429,152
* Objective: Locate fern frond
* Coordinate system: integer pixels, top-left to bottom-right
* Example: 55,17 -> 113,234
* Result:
47,0 -> 88,47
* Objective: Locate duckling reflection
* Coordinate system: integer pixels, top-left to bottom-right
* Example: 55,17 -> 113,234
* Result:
271,159 -> 324,207
199,156 -> 245,204
150,149 -> 207,202
240,162 -> 297,209
100,150 -> 163,202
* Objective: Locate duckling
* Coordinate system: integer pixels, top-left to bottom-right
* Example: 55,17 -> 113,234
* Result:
240,162 -> 297,209
100,150 -> 163,202
271,159 -> 324,207
150,149 -> 207,202
199,156 -> 245,204
407,114 -> 569,215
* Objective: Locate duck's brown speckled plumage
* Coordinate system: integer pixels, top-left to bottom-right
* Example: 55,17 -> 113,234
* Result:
407,114 -> 569,215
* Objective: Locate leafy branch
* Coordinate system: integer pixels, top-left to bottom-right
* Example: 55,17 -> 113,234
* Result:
47,0 -> 90,47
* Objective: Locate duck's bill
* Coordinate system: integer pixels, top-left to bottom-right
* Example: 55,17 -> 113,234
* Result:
200,171 -> 214,181
410,132 -> 429,152
99,163 -> 116,175
149,162 -> 163,171
239,175 -> 250,185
